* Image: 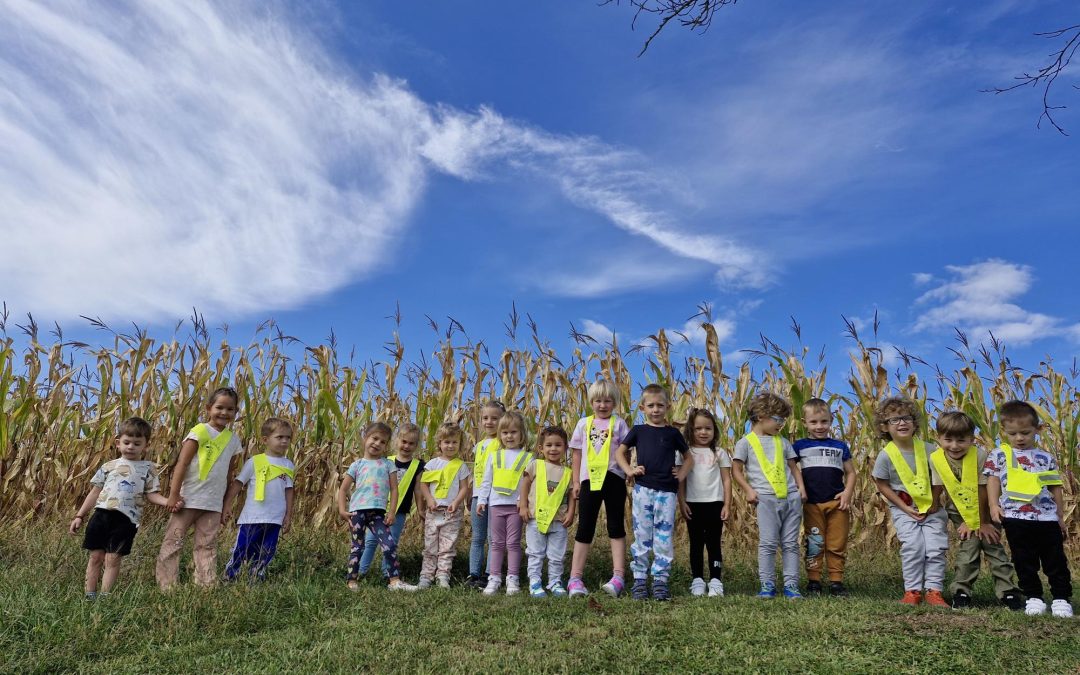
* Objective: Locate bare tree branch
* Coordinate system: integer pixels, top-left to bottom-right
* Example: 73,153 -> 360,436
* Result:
602,0 -> 740,56
985,23 -> 1080,135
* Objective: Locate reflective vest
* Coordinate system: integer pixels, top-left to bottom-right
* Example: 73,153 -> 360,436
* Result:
191,423 -> 234,481
420,459 -> 465,499
746,432 -> 788,499
1001,444 -> 1063,502
534,460 -> 571,534
884,440 -> 933,514
389,458 -> 420,514
583,416 -> 615,491
252,453 -> 295,502
472,438 -> 501,487
930,447 -> 979,529
491,449 -> 530,496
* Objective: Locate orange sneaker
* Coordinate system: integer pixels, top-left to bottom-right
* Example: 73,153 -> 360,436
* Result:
900,590 -> 922,605
924,590 -> 949,608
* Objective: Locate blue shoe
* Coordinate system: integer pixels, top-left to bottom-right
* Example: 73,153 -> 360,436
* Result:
632,578 -> 649,600
652,580 -> 671,602
549,581 -> 568,597
758,581 -> 777,599
783,583 -> 803,600
529,580 -> 547,598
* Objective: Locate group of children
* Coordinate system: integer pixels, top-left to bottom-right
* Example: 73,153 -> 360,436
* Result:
69,383 -> 1074,618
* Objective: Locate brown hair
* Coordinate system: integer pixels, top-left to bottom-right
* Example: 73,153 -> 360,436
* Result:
748,392 -> 792,422
641,383 -> 670,403
875,396 -> 920,440
117,416 -> 152,440
362,421 -> 393,440
683,408 -> 720,450
260,417 -> 292,438
802,398 -> 831,417
999,400 -> 1039,427
435,422 -> 465,449
480,399 -> 507,413
208,386 -> 239,407
935,411 -> 975,438
536,425 -> 569,451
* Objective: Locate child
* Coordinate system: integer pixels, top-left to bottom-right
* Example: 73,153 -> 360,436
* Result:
476,411 -> 531,596
467,399 -> 505,588
357,423 -> 425,578
794,398 -> 855,596
677,408 -> 732,597
69,417 -> 169,598
337,421 -> 417,591
871,396 -> 949,607
615,383 -> 691,601
417,423 -> 472,588
733,392 -> 807,599
519,425 -> 576,598
568,379 -> 631,598
984,400 -> 1073,618
221,417 -> 296,582
931,411 -> 1022,610
156,387 -> 244,589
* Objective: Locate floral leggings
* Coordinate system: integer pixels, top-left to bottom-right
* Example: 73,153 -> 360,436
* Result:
346,510 -> 400,581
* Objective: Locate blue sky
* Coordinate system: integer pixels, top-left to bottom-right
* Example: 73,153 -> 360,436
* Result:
2,0 -> 1078,388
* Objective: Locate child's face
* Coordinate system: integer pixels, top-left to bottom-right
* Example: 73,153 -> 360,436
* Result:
207,395 -> 238,430
541,435 -> 566,464
881,410 -> 916,441
117,434 -> 148,460
480,407 -> 503,438
439,437 -> 460,459
499,425 -> 524,448
691,415 -> 715,447
755,413 -> 786,436
396,432 -> 419,459
1002,418 -> 1039,450
803,409 -> 832,440
640,393 -> 669,426
592,397 -> 615,419
263,427 -> 292,457
363,431 -> 390,458
937,433 -> 974,458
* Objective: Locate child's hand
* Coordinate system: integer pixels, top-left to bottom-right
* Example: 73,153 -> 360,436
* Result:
220,510 -> 233,527
799,488 -> 808,504
572,483 -> 580,500
907,506 -> 926,522
560,512 -> 574,528
339,508 -> 352,522
1060,519 -> 1069,541
956,523 -> 972,541
68,516 -> 84,535
720,504 -> 730,521
989,503 -> 1004,525
745,488 -> 759,506
679,501 -> 693,521
477,503 -> 486,516
519,506 -> 531,521
977,524 -> 1001,544
631,465 -> 646,477
166,496 -> 181,513
835,490 -> 852,511
384,512 -> 395,526
175,497 -> 185,510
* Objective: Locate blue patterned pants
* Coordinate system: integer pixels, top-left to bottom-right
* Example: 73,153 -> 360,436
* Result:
346,510 -> 400,581
630,484 -> 676,581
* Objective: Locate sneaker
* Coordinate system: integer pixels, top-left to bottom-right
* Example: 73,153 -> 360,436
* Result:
1025,597 -> 1047,615
464,574 -> 480,588
1001,591 -> 1024,611
568,577 -> 588,597
924,590 -> 949,608
758,581 -> 777,599
436,576 -> 451,589
829,582 -> 848,597
783,583 -> 803,600
708,578 -> 724,597
482,576 -> 502,596
346,581 -> 360,592
529,580 -> 547,598
1050,599 -> 1074,618
601,576 -> 625,598
632,578 -> 649,600
549,581 -> 568,597
690,577 -> 706,597
506,575 -> 521,596
900,590 -> 922,605
84,591 -> 97,601
652,580 -> 671,602
417,577 -> 433,590
951,591 -> 971,610
806,580 -> 823,596
388,580 -> 418,592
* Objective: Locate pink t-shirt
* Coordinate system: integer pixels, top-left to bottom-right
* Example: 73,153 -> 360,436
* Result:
569,416 -> 629,484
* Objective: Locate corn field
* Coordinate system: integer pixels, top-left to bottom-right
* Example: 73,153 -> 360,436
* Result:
0,307 -> 1076,553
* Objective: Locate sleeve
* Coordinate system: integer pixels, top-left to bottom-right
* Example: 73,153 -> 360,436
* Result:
236,458 -> 255,486
976,449 -> 988,485
456,461 -> 471,485
90,465 -> 108,488
622,425 -> 638,449
144,464 -> 161,493
840,441 -> 852,462
782,438 -> 796,460
524,458 -> 538,480
982,449 -> 1003,478
283,460 -> 296,489
717,449 -> 732,468
674,451 -> 683,467
1043,451 -> 1059,472
673,428 -> 689,453
569,418 -> 587,451
871,451 -> 891,481
930,460 -> 944,486
229,434 -> 244,458
477,456 -> 495,506
613,417 -> 630,447
732,438 -> 749,463
345,461 -> 360,483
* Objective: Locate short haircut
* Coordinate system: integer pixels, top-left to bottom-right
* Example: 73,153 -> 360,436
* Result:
748,392 -> 792,422
497,411 -> 528,445
875,396 -> 920,440
435,422 -> 464,447
682,408 -> 720,450
936,411 -> 975,438
117,416 -> 152,440
480,399 -> 506,413
362,421 -> 393,440
802,398 -> 831,417
208,386 -> 239,407
999,400 -> 1039,427
587,380 -> 621,406
536,425 -> 569,450
260,417 -> 292,438
640,383 -> 670,403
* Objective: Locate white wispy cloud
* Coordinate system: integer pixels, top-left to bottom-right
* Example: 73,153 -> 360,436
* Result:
578,319 -> 618,345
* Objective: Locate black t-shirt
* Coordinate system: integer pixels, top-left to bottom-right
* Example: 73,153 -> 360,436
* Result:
395,458 -> 426,513
622,424 -> 688,493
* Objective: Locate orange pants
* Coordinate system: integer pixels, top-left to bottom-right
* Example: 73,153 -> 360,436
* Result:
803,500 -> 850,582
156,508 -> 222,589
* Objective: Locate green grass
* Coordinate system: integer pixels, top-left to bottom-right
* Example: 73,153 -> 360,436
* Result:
3,524 -> 1078,674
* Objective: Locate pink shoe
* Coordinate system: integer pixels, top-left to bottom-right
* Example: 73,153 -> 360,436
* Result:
601,576 -> 625,597
568,577 -> 588,597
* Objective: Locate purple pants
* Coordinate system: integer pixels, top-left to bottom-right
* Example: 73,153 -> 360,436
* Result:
488,504 -> 523,579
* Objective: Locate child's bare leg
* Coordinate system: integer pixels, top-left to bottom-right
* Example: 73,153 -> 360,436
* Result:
101,553 -> 123,592
609,537 -> 627,578
85,550 -> 105,593
570,541 -> 591,578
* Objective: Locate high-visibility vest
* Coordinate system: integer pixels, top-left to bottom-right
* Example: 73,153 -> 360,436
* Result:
252,453 -> 295,501
583,416 -> 615,491
930,447 -> 979,529
191,423 -> 234,481
884,440 -> 933,514
1001,444 -> 1063,502
420,459 -> 465,499
746,432 -> 788,499
491,449 -> 530,496
388,458 -> 420,514
472,438 -> 501,487
534,460 -> 571,534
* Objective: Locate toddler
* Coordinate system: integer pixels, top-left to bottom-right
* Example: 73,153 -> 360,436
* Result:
519,425 -> 575,597
418,423 -> 472,588
477,411 -> 532,596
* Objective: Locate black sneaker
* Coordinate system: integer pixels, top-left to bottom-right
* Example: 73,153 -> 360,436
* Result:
1001,591 -> 1024,611
951,591 -> 971,610
829,582 -> 849,597
806,580 -> 823,595
465,575 -> 484,589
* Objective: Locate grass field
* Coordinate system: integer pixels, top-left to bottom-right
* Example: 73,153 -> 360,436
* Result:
3,523 -> 1077,674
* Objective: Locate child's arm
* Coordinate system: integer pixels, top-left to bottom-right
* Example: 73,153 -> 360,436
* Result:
874,477 -> 925,521
385,472 -> 399,525
837,458 -> 856,511
282,486 -> 294,534
929,484 -> 943,515
677,476 -> 692,520
419,481 -> 437,512
221,478 -> 244,525
732,460 -> 758,505
985,475 -> 1005,524
449,476 -> 470,514
1050,484 -> 1068,539
787,458 -> 806,502
166,438 -> 199,512
518,472 -> 533,521
615,443 -> 641,485
476,457 -> 493,516
570,445 -> 582,499
69,486 -> 103,534
674,451 -> 693,483
145,491 -> 171,508
337,475 -> 355,521
720,466 -> 732,521
974,485 -> 1000,544
561,488 -> 576,527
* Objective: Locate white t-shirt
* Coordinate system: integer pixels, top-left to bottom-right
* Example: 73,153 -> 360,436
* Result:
677,447 -> 732,502
179,424 -> 243,512
235,455 -> 295,525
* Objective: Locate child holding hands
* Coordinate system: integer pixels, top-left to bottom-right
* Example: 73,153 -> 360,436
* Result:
477,411 -> 532,596
519,425 -> 575,597
417,423 -> 472,589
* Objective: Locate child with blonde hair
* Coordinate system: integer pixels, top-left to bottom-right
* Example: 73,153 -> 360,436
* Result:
519,425 -> 576,597
477,411 -> 532,596
466,399 -> 505,588
417,423 -> 472,589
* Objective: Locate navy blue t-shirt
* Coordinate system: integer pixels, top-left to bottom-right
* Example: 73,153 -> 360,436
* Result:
622,424 -> 689,493
793,438 -> 851,504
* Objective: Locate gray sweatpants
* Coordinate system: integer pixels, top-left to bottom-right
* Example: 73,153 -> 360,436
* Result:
889,505 -> 948,591
757,494 -> 803,587
526,520 -> 568,588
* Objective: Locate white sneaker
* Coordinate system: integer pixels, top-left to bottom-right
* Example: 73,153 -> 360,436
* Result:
1025,597 -> 1047,615
506,575 -> 521,596
436,576 -> 451,589
690,577 -> 706,597
388,580 -> 418,592
417,577 -> 433,590
482,576 -> 502,596
1051,599 -> 1074,618
708,578 -> 725,597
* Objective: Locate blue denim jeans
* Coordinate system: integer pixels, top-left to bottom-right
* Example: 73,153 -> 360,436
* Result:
469,497 -> 491,577
358,512 -> 406,577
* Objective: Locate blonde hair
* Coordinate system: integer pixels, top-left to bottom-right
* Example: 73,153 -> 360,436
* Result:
434,423 -> 464,453
802,398 -> 831,418
587,380 -> 621,407
497,411 -> 528,447
640,383 -> 670,404
260,417 -> 292,438
748,392 -> 792,422
875,397 -> 920,440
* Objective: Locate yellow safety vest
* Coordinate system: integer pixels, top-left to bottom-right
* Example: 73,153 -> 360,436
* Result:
746,432 -> 788,499
388,458 -> 420,514
491,449 -> 530,496
534,460 -> 571,534
1001,444 -> 1063,502
583,416 -> 615,491
884,440 -> 933,514
421,459 -> 465,499
191,423 -> 234,481
930,447 -> 979,529
252,453 -> 295,502
472,438 -> 501,487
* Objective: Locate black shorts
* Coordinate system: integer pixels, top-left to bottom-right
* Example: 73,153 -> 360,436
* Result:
575,471 -> 627,543
82,508 -> 138,555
